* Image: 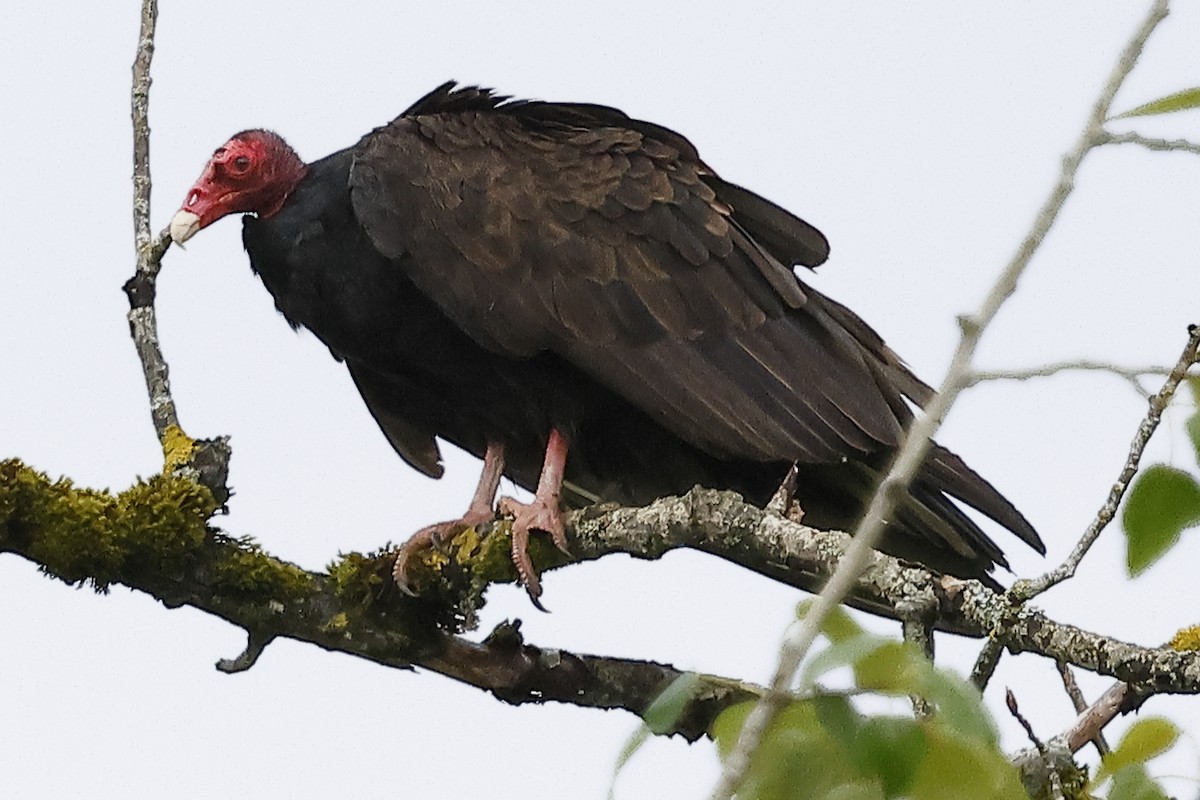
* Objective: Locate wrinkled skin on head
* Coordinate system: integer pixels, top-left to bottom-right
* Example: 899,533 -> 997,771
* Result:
170,130 -> 307,244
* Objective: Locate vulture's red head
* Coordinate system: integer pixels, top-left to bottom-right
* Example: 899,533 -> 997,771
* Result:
170,130 -> 307,245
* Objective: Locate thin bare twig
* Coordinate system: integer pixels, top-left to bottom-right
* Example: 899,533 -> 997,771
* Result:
124,2 -> 230,498
901,607 -> 935,718
1018,325 -> 1200,598
1099,130 -> 1200,156
126,0 -> 180,444
967,359 -> 1183,397
708,3 -> 1171,796
1057,661 -> 1110,756
970,633 -> 1007,690
130,0 -> 157,265
972,327 -> 1200,687
1007,689 -> 1047,754
1064,682 -> 1129,754
1057,661 -> 1089,714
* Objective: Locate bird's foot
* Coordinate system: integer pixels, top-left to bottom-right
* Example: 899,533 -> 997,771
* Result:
393,507 -> 497,595
498,494 -> 570,611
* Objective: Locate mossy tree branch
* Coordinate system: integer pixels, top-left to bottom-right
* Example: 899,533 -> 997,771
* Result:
5,456 -> 1200,747
0,458 -> 758,741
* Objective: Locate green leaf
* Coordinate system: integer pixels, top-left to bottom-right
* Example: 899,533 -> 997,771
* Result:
1186,376 -> 1200,467
710,700 -> 755,757
1114,87 -> 1200,119
1097,717 -> 1180,782
608,673 -> 700,799
813,693 -> 862,746
1188,414 -> 1200,467
713,700 -> 883,800
796,600 -> 864,643
854,641 -> 929,695
1122,465 -> 1200,575
919,667 -> 999,747
908,722 -> 1026,799
850,717 -> 927,797
800,633 -> 891,689
822,606 -> 866,644
642,672 -> 700,734
1107,764 -> 1171,800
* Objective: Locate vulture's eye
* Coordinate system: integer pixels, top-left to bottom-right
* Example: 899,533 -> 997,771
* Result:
233,155 -> 251,170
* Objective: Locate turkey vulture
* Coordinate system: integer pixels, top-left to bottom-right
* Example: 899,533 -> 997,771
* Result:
170,82 -> 1043,610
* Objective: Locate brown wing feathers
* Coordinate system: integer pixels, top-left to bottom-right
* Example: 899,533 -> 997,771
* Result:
348,84 -> 1042,569
354,95 -> 918,460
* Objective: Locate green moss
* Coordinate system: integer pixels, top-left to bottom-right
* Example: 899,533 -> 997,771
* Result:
324,547 -> 465,636
0,459 -> 218,590
458,521 -> 569,584
0,458 -> 327,605
322,612 -> 350,633
209,534 -> 314,602
328,549 -> 393,605
460,523 -> 511,580
1,457 -> 564,638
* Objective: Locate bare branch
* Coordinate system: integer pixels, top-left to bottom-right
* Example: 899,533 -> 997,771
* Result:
971,327 -> 1199,689
709,3 -> 1172,796
1056,662 -> 1088,715
1064,682 -> 1129,754
1057,661 -> 1110,756
126,0 -> 180,444
970,631 -> 1007,690
1099,130 -> 1200,156
131,0 -> 157,262
1007,689 -> 1047,755
966,359 -> 1187,397
124,0 -> 230,501
1018,325 -> 1200,598
901,607 -> 936,718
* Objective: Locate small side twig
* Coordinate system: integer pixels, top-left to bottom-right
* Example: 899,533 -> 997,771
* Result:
966,359 -> 1183,398
900,602 -> 935,718
970,636 -> 1006,690
216,630 -> 275,674
1057,661 -> 1110,756
1007,689 -> 1067,800
1007,689 -> 1046,754
1099,130 -> 1200,157
973,327 -> 1199,689
1008,688 -> 1072,800
1064,681 -> 1129,754
1018,325 -> 1200,599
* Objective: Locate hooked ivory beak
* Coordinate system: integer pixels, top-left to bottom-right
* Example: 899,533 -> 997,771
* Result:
170,210 -> 202,245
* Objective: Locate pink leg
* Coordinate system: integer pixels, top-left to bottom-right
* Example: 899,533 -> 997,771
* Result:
393,441 -> 506,594
498,428 -> 571,610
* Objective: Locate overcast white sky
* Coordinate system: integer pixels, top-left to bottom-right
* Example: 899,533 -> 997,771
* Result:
3,2 -> 1199,798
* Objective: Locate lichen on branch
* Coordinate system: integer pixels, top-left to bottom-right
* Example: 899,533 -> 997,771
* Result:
0,457 -> 759,739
